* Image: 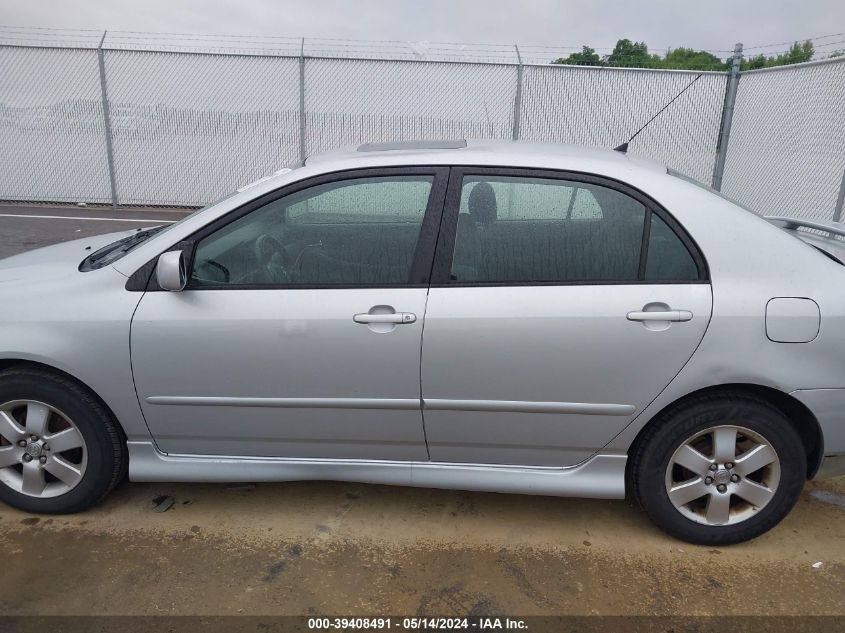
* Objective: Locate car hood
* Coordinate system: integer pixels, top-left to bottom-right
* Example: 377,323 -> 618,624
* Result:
0,229 -> 140,283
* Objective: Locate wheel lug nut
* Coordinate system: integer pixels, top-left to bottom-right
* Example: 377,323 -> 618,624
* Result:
705,476 -> 713,485
22,454 -> 32,462
725,462 -> 734,469
30,435 -> 38,442
709,464 -> 718,471
39,456 -> 47,464
731,474 -> 740,482
17,440 -> 27,447
717,484 -> 727,493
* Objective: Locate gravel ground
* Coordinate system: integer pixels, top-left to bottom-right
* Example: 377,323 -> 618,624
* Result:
0,204 -> 843,621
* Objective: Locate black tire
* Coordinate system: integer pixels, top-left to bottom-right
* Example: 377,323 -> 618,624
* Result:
631,392 -> 806,545
0,366 -> 126,514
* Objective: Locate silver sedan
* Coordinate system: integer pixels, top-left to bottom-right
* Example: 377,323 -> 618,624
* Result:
1,140 -> 843,544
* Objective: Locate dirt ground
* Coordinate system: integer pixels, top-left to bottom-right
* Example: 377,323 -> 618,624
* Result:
1,475 -> 843,617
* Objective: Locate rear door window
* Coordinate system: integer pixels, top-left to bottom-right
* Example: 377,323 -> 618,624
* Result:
440,170 -> 704,285
449,175 -> 646,283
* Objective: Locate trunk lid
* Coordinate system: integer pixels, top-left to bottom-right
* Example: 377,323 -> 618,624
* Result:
766,216 -> 845,264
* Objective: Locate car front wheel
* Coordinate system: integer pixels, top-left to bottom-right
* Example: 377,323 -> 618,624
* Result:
631,392 -> 806,545
0,366 -> 126,514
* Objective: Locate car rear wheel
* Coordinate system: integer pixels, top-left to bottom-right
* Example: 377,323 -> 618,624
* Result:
0,366 -> 126,514
631,393 -> 806,545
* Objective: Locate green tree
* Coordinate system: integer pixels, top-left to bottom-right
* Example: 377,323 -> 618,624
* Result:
740,40 -> 814,70
782,40 -> 814,64
606,39 -> 661,68
663,47 -> 727,71
741,53 -> 768,70
552,38 -> 816,71
553,45 -> 604,66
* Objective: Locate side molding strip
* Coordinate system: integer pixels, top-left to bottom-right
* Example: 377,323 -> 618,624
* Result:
423,399 -> 636,416
146,396 -> 634,416
145,396 -> 420,410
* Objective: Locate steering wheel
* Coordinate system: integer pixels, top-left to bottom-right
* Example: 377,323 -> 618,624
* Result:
253,234 -> 290,283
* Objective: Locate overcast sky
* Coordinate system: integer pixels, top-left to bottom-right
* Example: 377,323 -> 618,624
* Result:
1,0 -> 843,55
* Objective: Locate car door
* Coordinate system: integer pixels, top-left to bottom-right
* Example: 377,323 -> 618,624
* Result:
130,167 -> 448,460
420,167 -> 712,466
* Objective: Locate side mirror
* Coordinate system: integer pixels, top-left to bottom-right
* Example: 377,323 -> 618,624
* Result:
156,250 -> 187,291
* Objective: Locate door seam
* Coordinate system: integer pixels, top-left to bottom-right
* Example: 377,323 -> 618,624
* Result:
419,284 -> 432,460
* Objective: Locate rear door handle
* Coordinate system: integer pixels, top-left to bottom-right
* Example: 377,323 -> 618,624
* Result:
353,312 -> 417,324
627,310 -> 693,322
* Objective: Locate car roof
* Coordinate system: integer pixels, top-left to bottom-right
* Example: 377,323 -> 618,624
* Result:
304,139 -> 667,176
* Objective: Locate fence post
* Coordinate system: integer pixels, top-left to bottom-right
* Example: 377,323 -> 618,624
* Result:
298,37 -> 307,166
511,45 -> 523,141
833,168 -> 845,222
96,31 -> 119,208
711,42 -> 743,191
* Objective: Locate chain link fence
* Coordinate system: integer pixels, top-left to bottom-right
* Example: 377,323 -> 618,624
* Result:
0,30 -> 843,217
519,66 -> 727,185
304,59 -> 518,158
720,59 -> 845,220
104,50 -> 301,206
0,45 -> 112,203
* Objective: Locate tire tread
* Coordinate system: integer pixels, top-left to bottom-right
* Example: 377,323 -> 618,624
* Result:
0,365 -> 127,513
630,390 -> 806,545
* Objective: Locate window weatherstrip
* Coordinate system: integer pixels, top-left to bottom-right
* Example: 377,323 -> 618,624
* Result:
637,208 -> 653,280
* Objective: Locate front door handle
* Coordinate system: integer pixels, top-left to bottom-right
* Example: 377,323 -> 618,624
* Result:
353,312 -> 417,324
627,310 -> 693,322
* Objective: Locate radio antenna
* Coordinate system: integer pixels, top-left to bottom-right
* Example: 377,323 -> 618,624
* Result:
614,73 -> 704,153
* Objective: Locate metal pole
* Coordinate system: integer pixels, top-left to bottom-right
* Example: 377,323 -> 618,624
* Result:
298,37 -> 307,166
511,45 -> 523,141
833,168 -> 845,222
97,30 -> 119,208
711,42 -> 743,191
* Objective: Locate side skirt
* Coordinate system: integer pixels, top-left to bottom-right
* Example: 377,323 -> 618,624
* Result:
127,441 -> 627,499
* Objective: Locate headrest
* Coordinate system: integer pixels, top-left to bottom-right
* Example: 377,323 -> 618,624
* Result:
468,181 -> 497,225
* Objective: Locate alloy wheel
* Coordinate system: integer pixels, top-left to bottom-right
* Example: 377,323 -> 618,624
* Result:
0,400 -> 88,498
664,424 -> 780,526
